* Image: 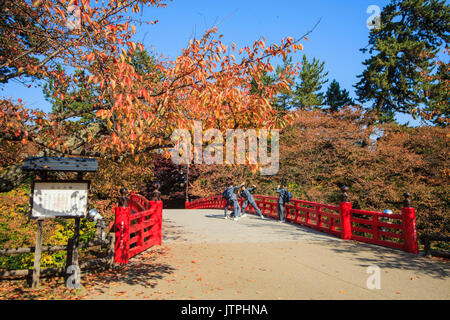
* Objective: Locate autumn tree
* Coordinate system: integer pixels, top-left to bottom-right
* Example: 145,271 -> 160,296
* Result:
0,0 -> 312,193
355,0 -> 449,124
190,108 -> 449,234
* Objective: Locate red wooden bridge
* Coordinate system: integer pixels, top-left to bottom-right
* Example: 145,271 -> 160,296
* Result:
185,192 -> 418,254
89,190 -> 450,300
112,188 -> 418,266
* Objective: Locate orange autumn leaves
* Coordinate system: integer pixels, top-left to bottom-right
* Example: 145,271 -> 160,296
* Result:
92,24 -> 302,158
1,0 -> 304,161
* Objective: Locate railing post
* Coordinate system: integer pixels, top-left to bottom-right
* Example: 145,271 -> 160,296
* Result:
106,233 -> 115,269
422,235 -> 431,257
339,186 -> 352,240
156,201 -> 163,245
114,188 -> 131,264
316,206 -> 322,227
402,192 -> 418,254
151,182 -> 162,201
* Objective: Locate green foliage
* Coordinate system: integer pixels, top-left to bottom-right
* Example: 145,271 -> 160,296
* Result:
251,55 -> 329,112
130,49 -> 164,81
0,185 -> 98,270
43,65 -> 100,125
427,61 -> 450,126
274,56 -> 297,111
325,79 -> 354,112
355,0 -> 450,124
293,54 -> 328,109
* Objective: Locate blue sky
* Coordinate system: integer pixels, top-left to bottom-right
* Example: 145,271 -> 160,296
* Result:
2,0 -> 426,125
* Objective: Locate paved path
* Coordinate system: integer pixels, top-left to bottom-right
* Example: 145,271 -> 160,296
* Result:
87,209 -> 449,300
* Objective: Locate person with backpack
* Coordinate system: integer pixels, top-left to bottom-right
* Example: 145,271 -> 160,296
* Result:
223,182 -> 245,220
239,184 -> 265,219
276,183 -> 291,223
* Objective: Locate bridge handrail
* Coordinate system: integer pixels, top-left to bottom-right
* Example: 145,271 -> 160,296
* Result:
113,193 -> 162,264
185,193 -> 418,254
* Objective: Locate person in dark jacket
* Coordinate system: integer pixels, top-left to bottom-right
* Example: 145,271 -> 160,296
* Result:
223,182 -> 244,220
276,183 -> 288,223
239,184 -> 265,219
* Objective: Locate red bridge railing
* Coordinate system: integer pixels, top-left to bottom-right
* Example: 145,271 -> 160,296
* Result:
114,192 -> 162,264
185,190 -> 418,254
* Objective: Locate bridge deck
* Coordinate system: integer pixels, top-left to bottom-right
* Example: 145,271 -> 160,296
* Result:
88,209 -> 449,300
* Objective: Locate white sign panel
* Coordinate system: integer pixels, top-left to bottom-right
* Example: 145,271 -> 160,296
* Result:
31,182 -> 89,218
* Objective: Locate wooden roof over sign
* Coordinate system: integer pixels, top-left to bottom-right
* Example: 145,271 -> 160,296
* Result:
22,157 -> 98,172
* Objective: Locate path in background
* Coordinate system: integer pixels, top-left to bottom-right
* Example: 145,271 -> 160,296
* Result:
85,209 -> 449,300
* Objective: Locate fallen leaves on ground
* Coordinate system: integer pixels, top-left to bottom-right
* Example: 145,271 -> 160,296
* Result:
0,246 -> 173,300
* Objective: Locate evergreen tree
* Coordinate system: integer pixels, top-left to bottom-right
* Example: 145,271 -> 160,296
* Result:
293,55 -> 328,109
274,56 -> 296,111
427,60 -> 449,126
325,79 -> 354,112
250,55 -> 329,112
355,0 -> 449,124
43,65 -> 100,125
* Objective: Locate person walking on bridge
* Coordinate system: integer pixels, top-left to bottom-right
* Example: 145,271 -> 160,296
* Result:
240,184 -> 265,219
223,182 -> 244,221
276,183 -> 288,223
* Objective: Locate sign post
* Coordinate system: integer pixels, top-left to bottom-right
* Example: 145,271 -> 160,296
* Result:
31,219 -> 44,289
22,157 -> 98,289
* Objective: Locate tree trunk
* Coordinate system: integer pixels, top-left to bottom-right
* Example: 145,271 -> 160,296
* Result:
0,164 -> 31,193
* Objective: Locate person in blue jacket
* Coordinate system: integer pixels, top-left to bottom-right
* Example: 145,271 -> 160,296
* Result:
276,183 -> 288,223
223,182 -> 245,220
239,184 -> 265,219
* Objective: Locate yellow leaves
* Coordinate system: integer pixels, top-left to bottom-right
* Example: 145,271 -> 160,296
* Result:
126,94 -> 133,104
131,24 -> 136,35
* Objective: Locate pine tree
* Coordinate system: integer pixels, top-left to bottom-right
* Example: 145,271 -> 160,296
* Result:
275,56 -> 296,111
325,79 -> 354,112
293,55 -> 328,109
355,0 -> 449,124
427,60 -> 449,126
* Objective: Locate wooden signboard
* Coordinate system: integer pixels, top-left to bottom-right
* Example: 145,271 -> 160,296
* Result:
22,157 -> 98,289
30,181 -> 90,219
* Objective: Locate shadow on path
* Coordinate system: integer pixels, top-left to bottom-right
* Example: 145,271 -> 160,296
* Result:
203,212 -> 449,279
313,238 -> 449,279
89,247 -> 176,289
